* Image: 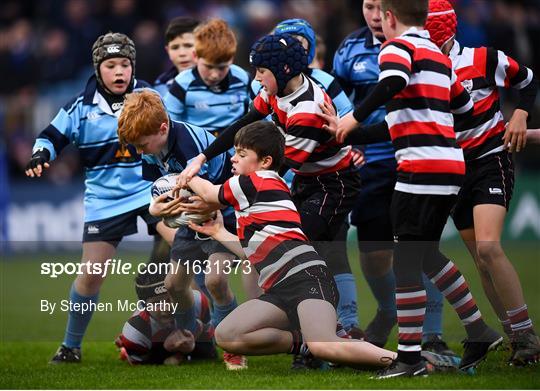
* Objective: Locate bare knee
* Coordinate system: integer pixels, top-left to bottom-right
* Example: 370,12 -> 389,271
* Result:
164,273 -> 190,297
476,241 -> 505,266
215,322 -> 240,351
205,274 -> 229,300
75,273 -> 104,295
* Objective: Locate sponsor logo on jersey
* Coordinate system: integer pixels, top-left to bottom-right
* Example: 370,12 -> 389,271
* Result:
194,101 -> 209,110
87,225 -> 100,234
106,45 -> 121,54
87,111 -> 101,121
353,61 -> 367,73
309,287 -> 319,295
111,102 -> 124,111
461,79 -> 473,93
489,187 -> 503,195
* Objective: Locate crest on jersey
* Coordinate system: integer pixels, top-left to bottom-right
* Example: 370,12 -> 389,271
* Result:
461,79 -> 473,93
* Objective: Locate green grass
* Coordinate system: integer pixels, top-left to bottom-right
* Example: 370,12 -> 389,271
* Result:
1,241 -> 539,389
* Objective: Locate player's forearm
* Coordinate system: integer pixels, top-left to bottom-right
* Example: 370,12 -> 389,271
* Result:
352,76 -> 407,123
343,121 -> 391,145
527,129 -> 540,144
202,108 -> 266,160
516,75 -> 538,115
188,176 -> 220,204
212,229 -> 247,259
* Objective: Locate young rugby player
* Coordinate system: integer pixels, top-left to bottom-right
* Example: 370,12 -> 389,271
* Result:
319,0 -> 503,377
270,18 -> 364,358
118,89 -> 247,370
25,32 -> 177,364
115,268 -> 216,365
178,37 -> 362,340
333,0 -> 450,353
186,121 -> 393,367
186,121 -> 459,373
163,19 -> 251,139
424,0 -> 540,366
154,16 -> 200,97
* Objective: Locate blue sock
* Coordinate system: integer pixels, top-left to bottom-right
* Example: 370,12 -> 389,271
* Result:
365,271 -> 396,317
211,297 -> 237,328
63,284 -> 99,349
193,272 -> 212,301
334,273 -> 359,330
174,304 -> 198,334
423,273 -> 443,340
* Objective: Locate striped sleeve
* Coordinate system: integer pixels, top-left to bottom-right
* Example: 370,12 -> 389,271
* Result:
33,97 -> 82,161
486,47 -> 534,90
218,175 -> 251,211
253,91 -> 272,116
163,79 -> 186,121
379,39 -> 413,84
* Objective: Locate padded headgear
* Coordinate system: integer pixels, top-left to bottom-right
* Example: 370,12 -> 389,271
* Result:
249,33 -> 308,94
274,18 -> 316,65
135,267 -> 167,301
425,0 -> 457,48
92,32 -> 136,90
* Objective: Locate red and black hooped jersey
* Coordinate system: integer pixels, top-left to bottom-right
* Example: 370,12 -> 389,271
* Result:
218,170 -> 325,291
450,41 -> 534,161
253,75 -> 352,176
379,27 -> 472,196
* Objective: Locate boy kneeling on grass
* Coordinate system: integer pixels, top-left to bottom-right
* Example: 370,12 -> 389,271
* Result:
184,120 -> 458,374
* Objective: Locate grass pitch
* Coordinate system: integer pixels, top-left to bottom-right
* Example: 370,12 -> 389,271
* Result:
1,241 -> 539,389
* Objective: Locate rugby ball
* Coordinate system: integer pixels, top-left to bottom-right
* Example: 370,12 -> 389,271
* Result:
151,174 -> 216,228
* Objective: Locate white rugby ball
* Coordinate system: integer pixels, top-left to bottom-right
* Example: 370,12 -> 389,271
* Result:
151,174 -> 216,228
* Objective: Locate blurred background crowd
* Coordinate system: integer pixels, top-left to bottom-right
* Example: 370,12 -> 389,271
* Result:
1,0 -> 539,185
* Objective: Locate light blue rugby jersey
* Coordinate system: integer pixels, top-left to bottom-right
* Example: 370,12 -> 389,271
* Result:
153,66 -> 178,97
32,76 -> 153,222
141,120 -> 235,223
163,64 -> 251,137
333,27 -> 394,163
141,120 -> 230,185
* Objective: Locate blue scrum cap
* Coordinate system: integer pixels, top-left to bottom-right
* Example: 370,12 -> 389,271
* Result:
274,18 -> 316,64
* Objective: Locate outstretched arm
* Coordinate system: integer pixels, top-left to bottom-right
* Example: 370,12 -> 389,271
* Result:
185,176 -> 222,205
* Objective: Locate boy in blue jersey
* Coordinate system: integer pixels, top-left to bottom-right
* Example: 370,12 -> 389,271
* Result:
333,0 -> 451,354
25,33 -> 177,364
118,89 -> 247,370
154,17 -> 200,97
163,19 -> 251,138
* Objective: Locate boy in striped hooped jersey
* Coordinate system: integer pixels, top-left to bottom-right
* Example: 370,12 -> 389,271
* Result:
425,0 -> 540,367
178,33 -> 361,262
320,0 -> 502,378
184,120 -> 404,369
